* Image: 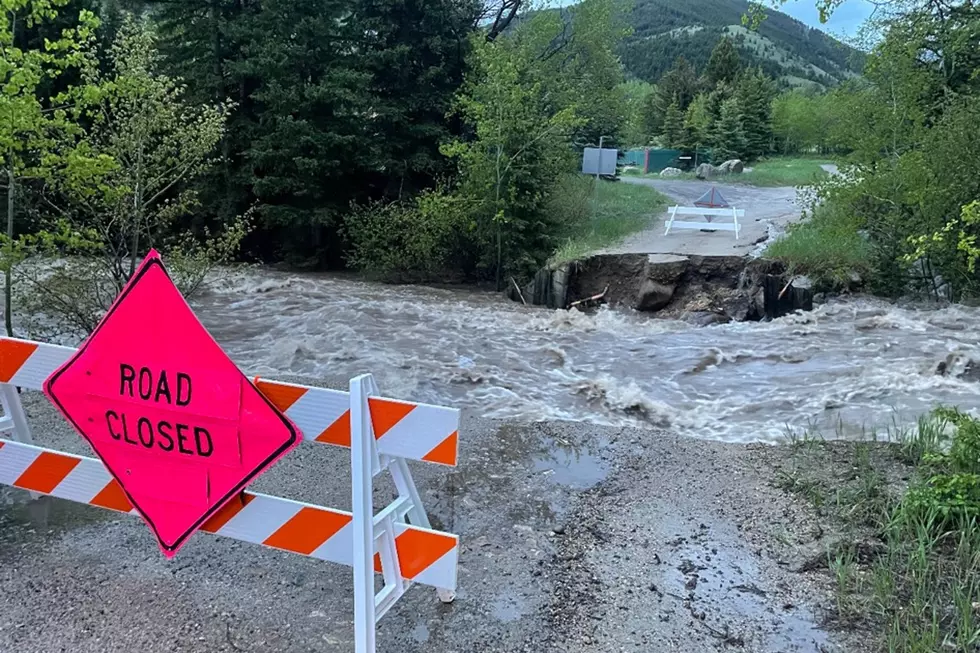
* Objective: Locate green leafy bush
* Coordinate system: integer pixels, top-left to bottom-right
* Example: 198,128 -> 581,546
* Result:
896,408 -> 980,531
344,189 -> 471,282
901,474 -> 980,527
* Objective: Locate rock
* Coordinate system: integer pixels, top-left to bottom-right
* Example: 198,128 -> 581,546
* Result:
660,167 -> 683,177
635,279 -> 675,312
719,293 -> 752,322
965,361 -> 980,383
791,275 -> 812,290
718,159 -> 744,174
695,163 -> 717,179
788,537 -> 885,573
684,311 -> 731,327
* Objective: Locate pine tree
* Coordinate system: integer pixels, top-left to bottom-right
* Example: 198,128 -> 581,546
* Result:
735,68 -> 777,161
148,0 -> 256,226
660,100 -> 686,148
704,36 -> 741,87
242,0 -> 373,265
684,93 -> 713,147
359,0 -> 478,199
647,56 -> 699,135
710,98 -> 747,162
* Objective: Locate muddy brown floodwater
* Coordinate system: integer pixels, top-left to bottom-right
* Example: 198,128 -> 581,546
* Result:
1,267 -> 977,653
194,268 -> 980,442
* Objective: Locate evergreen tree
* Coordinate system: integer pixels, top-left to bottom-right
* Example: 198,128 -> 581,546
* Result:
704,36 -> 741,87
242,0 -> 372,266
660,100 -> 685,148
735,67 -> 776,160
148,0 -> 257,226
710,98 -> 747,162
658,56 -> 699,111
359,0 -> 478,199
647,56 -> 699,136
684,93 -> 713,148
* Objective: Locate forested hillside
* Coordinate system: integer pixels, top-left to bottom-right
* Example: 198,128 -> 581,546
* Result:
620,0 -> 865,87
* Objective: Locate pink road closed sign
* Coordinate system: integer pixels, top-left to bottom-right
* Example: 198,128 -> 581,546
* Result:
43,250 -> 300,557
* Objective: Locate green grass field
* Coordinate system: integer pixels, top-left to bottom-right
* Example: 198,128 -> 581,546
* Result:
740,157 -> 834,187
623,156 -> 834,188
549,177 -> 668,264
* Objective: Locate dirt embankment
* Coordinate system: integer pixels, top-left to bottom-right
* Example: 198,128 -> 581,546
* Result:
514,254 -> 813,323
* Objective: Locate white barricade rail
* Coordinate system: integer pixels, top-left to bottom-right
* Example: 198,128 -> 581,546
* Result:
664,205 -> 745,240
0,336 -> 459,653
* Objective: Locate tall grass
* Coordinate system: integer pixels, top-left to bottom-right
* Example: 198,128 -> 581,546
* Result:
548,175 -> 668,264
765,201 -> 872,290
738,157 -> 833,187
777,408 -> 980,651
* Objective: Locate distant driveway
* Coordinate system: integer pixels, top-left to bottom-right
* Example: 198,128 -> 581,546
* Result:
607,177 -> 804,258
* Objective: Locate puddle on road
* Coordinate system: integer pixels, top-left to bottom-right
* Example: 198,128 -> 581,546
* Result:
490,593 -> 530,623
532,437 -> 610,489
410,623 -> 429,643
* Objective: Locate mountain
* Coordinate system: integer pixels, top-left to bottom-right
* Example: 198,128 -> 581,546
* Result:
619,0 -> 866,89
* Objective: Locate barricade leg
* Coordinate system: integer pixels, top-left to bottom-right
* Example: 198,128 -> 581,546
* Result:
664,206 -> 678,235
350,374 -> 377,653
0,383 -> 40,499
390,457 -> 456,604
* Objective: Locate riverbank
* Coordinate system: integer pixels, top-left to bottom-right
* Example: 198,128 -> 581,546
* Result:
0,389 -> 875,652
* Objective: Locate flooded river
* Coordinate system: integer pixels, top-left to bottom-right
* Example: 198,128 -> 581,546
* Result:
191,268 -> 980,443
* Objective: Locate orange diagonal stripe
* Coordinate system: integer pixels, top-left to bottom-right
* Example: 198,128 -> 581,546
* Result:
14,451 -> 80,494
368,398 -> 415,439
315,410 -> 351,447
394,530 -> 457,579
89,480 -> 133,512
0,339 -> 38,383
254,379 -> 307,412
201,493 -> 255,533
263,507 -> 351,555
422,431 -> 458,466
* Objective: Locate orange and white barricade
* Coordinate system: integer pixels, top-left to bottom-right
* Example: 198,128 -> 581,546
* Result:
0,336 -> 459,653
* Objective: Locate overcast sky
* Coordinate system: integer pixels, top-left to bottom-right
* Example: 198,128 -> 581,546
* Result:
777,0 -> 876,38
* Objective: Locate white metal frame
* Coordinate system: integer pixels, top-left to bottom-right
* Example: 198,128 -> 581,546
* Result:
0,373 -> 455,653
664,205 -> 744,240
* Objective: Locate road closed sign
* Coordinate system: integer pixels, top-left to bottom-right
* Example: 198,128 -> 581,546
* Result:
43,250 -> 300,557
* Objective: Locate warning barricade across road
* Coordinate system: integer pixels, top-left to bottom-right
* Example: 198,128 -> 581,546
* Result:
0,250 -> 461,653
0,337 -> 460,467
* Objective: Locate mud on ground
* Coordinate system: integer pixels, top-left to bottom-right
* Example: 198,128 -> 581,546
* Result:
1,389 -> 873,652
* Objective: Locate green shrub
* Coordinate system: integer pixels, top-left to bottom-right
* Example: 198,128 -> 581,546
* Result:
932,407 -> 980,474
900,473 -> 980,528
344,189 -> 471,282
896,408 -> 980,532
765,200 -> 873,291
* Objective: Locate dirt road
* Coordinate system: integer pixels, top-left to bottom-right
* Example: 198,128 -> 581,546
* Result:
1,384 -> 857,652
609,177 -> 803,258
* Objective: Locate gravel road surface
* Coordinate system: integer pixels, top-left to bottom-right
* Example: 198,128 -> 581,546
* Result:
1,382 -> 856,652
609,177 -> 803,258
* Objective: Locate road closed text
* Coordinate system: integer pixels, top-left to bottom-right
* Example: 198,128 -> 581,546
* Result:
105,364 -> 214,457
